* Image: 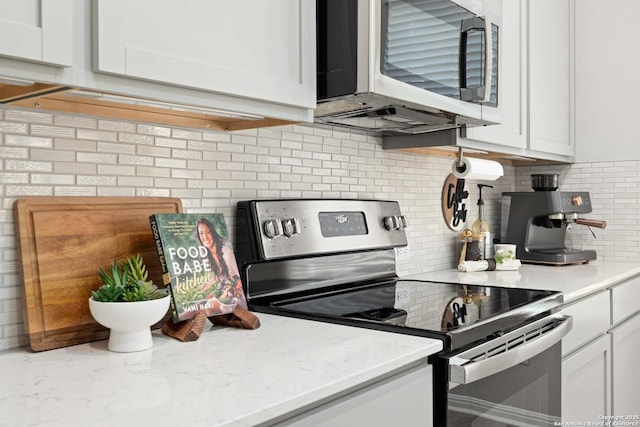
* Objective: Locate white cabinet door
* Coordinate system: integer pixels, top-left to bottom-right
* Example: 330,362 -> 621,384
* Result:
562,334 -> 611,420
610,313 -> 640,415
561,290 -> 610,357
527,0 -> 574,157
610,276 -> 640,325
0,0 -> 73,66
461,0 -> 574,161
463,0 -> 527,150
278,364 -> 433,426
93,0 -> 315,109
574,1 -> 640,162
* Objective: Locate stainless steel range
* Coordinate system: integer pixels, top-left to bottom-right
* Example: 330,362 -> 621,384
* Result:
234,199 -> 572,426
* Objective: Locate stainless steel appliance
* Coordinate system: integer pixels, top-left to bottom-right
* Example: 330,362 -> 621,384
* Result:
235,199 -> 572,426
501,191 -> 607,265
315,0 -> 501,136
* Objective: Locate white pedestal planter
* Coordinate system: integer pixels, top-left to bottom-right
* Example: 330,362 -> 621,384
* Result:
89,295 -> 170,352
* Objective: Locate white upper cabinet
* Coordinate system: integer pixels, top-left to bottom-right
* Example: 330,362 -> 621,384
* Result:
93,0 -> 316,110
0,0 -> 73,67
574,0 -> 640,162
462,0 -> 575,162
0,1 -> 315,128
462,0 -> 527,151
527,0 -> 574,157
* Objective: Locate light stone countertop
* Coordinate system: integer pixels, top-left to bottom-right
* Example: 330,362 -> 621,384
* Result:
409,260 -> 640,304
0,313 -> 442,427
3,260 -> 637,427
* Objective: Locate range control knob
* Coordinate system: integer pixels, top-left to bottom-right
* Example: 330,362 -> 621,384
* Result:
398,215 -> 407,229
263,219 -> 283,239
282,217 -> 301,237
384,215 -> 408,231
384,215 -> 400,231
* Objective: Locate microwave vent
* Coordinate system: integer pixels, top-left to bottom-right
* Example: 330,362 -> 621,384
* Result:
315,100 -> 367,117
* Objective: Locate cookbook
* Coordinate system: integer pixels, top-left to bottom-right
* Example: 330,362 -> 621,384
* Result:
149,213 -> 247,322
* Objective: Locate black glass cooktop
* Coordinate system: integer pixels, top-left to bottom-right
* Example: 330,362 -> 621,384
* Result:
249,279 -> 563,351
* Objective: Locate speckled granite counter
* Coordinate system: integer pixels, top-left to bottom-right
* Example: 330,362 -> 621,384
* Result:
0,313 -> 442,427
410,260 -> 640,304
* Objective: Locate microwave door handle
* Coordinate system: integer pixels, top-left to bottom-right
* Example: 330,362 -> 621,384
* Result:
459,16 -> 493,103
481,16 -> 493,102
448,315 -> 573,385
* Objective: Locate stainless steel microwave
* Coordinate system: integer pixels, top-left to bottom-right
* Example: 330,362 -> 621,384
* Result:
315,0 -> 501,136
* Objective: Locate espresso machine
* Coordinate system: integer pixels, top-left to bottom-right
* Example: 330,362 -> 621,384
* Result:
500,191 -> 606,265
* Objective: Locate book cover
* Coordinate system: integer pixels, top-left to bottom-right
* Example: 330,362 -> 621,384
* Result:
149,213 -> 247,322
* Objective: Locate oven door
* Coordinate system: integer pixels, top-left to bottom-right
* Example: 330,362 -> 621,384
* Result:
432,314 -> 572,427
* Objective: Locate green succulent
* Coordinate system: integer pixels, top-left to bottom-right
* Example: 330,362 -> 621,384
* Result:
91,255 -> 168,302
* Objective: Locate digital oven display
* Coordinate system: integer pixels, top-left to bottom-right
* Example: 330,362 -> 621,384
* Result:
318,211 -> 368,237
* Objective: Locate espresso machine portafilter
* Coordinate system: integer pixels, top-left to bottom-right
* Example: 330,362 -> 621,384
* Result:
500,191 -> 606,265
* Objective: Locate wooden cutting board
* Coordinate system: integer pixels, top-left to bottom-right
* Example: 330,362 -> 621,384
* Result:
14,197 -> 183,351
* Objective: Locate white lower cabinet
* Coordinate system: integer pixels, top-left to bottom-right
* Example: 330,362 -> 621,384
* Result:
277,363 -> 433,427
610,312 -> 640,414
562,276 -> 640,420
561,291 -> 612,421
562,334 -> 612,421
609,278 -> 640,415
561,290 -> 610,357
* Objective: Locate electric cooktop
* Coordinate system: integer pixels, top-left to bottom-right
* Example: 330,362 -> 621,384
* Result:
250,279 -> 562,351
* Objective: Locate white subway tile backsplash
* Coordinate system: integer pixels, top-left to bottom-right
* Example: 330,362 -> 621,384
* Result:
118,176 -> 154,187
77,152 -> 117,164
155,136 -> 187,149
119,132 -> 154,145
55,186 -> 96,196
95,187 -> 131,197
6,159 -> 53,172
137,188 -> 171,197
5,134 -> 52,148
54,115 -> 98,129
97,119 -> 135,132
4,109 -> 53,124
2,105 -> 639,350
171,149 -> 203,160
202,170 -> 231,180
55,162 -> 97,175
136,124 -> 171,137
77,175 -> 117,186
154,158 -> 187,169
0,173 -> 28,184
31,174 -> 75,185
0,122 -> 29,134
97,141 -> 137,154
54,138 -> 97,152
171,128 -> 203,141
6,185 -> 52,196
153,177 -> 187,188
31,125 -> 76,139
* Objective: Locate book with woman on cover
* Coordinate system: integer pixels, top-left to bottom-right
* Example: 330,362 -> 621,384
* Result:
149,213 -> 247,322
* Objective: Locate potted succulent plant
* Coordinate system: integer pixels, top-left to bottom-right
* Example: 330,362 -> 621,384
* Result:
89,254 -> 170,352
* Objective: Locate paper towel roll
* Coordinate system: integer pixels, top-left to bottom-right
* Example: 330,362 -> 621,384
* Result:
452,157 -> 504,181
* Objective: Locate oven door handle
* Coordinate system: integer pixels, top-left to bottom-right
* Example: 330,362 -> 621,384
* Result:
448,315 -> 572,385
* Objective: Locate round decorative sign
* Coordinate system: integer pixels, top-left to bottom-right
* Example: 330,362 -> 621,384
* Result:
441,173 -> 469,231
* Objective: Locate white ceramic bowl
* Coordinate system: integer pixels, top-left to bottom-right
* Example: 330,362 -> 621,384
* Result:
89,295 -> 170,352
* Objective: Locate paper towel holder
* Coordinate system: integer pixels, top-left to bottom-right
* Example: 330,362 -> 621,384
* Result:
452,147 -> 504,181
454,147 -> 470,176
456,147 -> 465,169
